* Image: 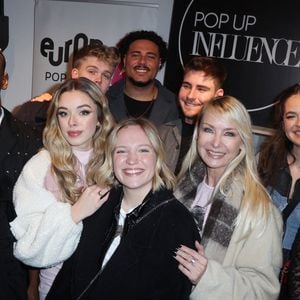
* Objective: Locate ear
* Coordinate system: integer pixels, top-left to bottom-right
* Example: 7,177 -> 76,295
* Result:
215,88 -> 224,97
122,56 -> 127,69
71,68 -> 79,79
1,72 -> 8,90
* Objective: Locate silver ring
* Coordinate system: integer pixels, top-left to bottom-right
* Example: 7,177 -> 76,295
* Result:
98,191 -> 104,197
190,258 -> 196,265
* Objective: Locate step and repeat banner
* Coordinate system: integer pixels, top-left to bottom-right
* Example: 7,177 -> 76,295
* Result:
32,0 -> 159,97
164,0 -> 300,127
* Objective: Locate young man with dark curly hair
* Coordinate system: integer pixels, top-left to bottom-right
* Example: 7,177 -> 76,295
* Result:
107,30 -> 179,126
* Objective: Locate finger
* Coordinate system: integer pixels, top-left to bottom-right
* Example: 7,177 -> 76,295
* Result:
177,244 -> 199,259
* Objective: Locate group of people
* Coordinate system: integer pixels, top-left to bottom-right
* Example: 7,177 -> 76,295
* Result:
0,28 -> 299,300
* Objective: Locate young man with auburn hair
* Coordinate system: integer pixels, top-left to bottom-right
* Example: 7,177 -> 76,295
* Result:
159,56 -> 227,174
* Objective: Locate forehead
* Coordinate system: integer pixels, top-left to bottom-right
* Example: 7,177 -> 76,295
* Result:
201,110 -> 235,128
58,90 -> 96,107
128,39 -> 159,54
184,70 -> 217,87
78,56 -> 113,70
284,94 -> 300,111
116,125 -> 151,144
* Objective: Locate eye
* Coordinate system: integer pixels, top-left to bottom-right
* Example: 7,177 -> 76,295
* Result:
57,111 -> 67,118
181,83 -> 190,90
115,148 -> 126,154
139,147 -> 151,153
79,110 -> 92,116
224,131 -> 236,137
130,53 -> 140,59
147,54 -> 156,60
102,73 -> 112,81
202,126 -> 213,133
285,114 -> 296,119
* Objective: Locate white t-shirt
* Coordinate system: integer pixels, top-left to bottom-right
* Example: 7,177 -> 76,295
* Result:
101,208 -> 128,269
191,179 -> 214,235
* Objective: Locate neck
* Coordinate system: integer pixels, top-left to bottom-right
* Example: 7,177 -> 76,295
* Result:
124,79 -> 157,101
121,187 -> 150,213
206,168 -> 221,187
292,145 -> 300,160
184,116 -> 196,125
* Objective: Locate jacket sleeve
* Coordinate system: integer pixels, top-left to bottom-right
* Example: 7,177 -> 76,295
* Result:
287,228 -> 300,299
190,205 -> 283,300
9,151 -> 83,268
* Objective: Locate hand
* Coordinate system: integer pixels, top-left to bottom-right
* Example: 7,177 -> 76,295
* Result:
71,185 -> 110,224
174,241 -> 207,285
31,92 -> 52,102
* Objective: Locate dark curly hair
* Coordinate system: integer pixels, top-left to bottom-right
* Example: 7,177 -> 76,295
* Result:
117,30 -> 168,70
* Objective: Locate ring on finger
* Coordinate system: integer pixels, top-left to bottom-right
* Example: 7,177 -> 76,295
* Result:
190,257 -> 196,266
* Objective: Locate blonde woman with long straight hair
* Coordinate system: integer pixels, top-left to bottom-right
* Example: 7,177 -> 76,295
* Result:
10,77 -> 114,299
174,96 -> 283,299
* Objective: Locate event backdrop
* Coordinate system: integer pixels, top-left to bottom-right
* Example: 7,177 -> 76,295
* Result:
32,0 -> 160,97
164,0 -> 300,127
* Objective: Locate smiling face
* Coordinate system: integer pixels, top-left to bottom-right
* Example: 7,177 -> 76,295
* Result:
197,111 -> 242,182
123,39 -> 160,87
57,90 -> 99,151
179,70 -> 223,124
283,94 -> 300,148
71,56 -> 114,94
112,125 -> 157,196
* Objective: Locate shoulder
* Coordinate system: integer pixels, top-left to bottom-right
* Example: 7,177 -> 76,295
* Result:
158,119 -> 180,135
154,189 -> 195,222
106,79 -> 125,99
21,149 -> 51,175
155,80 -> 176,101
4,109 -> 42,145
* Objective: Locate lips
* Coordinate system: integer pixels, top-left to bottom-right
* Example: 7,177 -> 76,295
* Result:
67,131 -> 82,137
182,100 -> 202,107
206,150 -> 224,158
123,168 -> 144,176
134,66 -> 150,72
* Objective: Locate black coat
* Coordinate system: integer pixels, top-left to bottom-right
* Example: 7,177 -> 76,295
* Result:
0,107 -> 42,299
47,188 -> 200,300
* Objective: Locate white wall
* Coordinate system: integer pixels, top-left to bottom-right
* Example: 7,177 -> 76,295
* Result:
2,0 -> 174,111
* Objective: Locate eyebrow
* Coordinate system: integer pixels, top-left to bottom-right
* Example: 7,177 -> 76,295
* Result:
58,104 -> 93,110
202,122 -> 237,131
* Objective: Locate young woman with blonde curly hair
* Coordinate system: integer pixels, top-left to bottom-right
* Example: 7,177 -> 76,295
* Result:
10,77 -> 114,299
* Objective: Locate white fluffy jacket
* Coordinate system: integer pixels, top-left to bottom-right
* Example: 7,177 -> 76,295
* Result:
10,149 -> 83,268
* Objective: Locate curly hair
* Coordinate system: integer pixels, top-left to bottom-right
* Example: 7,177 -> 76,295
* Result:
43,77 -> 114,204
99,118 -> 175,192
117,30 -> 168,70
258,83 -> 300,187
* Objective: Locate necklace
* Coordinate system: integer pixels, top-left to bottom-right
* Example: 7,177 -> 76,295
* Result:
124,86 -> 157,119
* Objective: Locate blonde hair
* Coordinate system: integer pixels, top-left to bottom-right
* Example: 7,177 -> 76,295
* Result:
43,78 -> 114,204
178,95 -> 272,233
99,118 -> 175,192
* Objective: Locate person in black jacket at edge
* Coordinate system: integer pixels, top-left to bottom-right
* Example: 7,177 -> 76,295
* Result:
0,50 -> 42,299
47,118 -> 200,300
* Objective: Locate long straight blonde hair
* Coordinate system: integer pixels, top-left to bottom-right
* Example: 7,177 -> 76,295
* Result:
178,96 -> 272,233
